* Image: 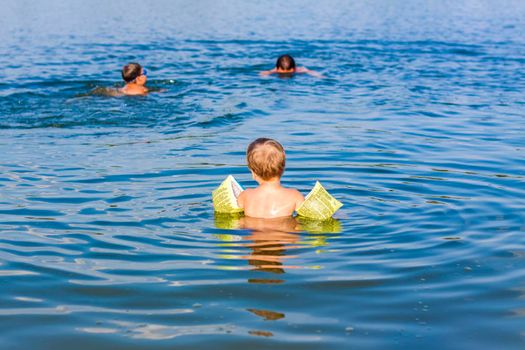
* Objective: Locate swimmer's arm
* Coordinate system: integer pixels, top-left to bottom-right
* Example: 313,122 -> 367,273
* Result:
90,87 -> 123,97
259,68 -> 277,76
296,66 -> 325,78
106,89 -> 122,97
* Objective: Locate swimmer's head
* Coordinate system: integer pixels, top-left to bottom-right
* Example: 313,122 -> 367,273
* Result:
275,54 -> 296,73
121,62 -> 147,85
247,138 -> 286,181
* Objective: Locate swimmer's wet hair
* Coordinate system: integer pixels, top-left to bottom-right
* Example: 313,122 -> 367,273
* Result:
121,62 -> 143,83
275,54 -> 296,71
247,138 -> 286,180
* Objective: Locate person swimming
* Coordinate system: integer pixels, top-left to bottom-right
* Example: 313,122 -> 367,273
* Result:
120,62 -> 148,96
260,54 -> 324,77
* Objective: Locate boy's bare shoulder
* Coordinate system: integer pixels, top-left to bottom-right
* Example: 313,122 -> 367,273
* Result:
238,188 -> 254,199
283,187 -> 304,200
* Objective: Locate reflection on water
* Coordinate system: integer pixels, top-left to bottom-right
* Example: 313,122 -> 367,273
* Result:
248,329 -> 274,337
89,321 -> 236,340
215,213 -> 342,234
239,216 -> 301,234
242,216 -> 301,276
214,213 -> 244,230
247,308 -> 285,321
214,214 -> 340,286
213,215 -> 343,339
246,308 -> 285,338
1,0 -> 525,349
296,217 -> 342,234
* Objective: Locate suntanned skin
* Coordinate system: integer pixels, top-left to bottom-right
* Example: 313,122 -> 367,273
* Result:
259,66 -> 324,78
120,72 -> 148,96
237,172 -> 304,219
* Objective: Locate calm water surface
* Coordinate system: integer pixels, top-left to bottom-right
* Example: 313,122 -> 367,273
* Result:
1,1 -> 525,349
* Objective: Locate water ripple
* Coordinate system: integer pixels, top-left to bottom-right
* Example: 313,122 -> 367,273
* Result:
1,1 -> 525,349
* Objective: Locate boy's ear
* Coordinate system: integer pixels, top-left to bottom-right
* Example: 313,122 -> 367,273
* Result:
250,170 -> 257,180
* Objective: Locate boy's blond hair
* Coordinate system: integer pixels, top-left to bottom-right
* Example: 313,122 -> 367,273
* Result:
247,138 -> 286,180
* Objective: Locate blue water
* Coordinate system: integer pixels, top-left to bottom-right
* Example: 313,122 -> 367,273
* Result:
1,0 -> 525,349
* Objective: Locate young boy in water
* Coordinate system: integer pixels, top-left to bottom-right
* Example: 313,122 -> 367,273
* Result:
120,62 -> 148,95
237,138 -> 304,218
259,54 -> 323,77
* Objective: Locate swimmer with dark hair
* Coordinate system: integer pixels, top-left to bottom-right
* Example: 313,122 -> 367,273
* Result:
87,62 -> 153,97
260,54 -> 324,78
120,62 -> 148,95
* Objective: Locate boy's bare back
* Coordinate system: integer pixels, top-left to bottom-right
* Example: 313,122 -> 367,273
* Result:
238,185 -> 303,219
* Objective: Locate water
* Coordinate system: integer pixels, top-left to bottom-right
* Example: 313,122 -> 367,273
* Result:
1,0 -> 525,349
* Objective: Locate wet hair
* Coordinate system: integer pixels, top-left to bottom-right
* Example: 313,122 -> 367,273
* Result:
121,62 -> 143,83
275,54 -> 296,71
247,138 -> 286,180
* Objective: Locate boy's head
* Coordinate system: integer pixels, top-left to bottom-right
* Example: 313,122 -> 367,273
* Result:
247,138 -> 286,181
275,54 -> 296,72
121,62 -> 147,85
